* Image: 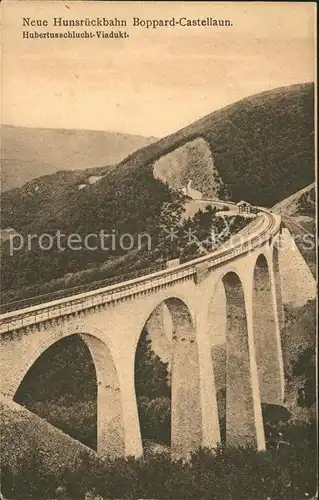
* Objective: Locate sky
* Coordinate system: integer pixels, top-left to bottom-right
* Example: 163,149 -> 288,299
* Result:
1,1 -> 316,137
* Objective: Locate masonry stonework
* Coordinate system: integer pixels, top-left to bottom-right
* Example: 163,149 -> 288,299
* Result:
1,214 -> 296,459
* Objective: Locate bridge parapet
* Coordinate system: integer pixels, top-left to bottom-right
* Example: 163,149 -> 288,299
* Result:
0,209 -> 281,334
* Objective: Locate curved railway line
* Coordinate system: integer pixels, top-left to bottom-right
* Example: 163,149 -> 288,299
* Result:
0,207 -> 281,333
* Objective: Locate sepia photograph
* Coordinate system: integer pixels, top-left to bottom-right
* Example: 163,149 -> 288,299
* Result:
0,1 -> 317,499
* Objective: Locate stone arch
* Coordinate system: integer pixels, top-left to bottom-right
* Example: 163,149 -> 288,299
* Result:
142,302 -> 172,367
13,330 -> 125,458
206,278 -> 227,441
132,292 -> 196,354
252,253 -> 283,405
134,302 -> 172,454
134,297 -> 202,458
272,244 -> 285,327
208,270 -> 262,448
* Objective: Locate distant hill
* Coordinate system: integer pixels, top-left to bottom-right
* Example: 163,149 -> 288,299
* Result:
1,125 -> 157,191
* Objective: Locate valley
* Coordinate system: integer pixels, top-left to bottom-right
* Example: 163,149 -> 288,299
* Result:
0,82 -> 316,500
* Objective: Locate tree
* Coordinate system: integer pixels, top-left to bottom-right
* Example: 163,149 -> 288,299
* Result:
135,328 -> 171,446
292,347 -> 316,408
135,328 -> 170,400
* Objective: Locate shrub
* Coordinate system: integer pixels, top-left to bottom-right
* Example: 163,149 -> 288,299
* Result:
2,421 -> 316,499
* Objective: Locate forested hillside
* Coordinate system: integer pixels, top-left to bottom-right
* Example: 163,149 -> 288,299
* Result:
1,83 -> 315,306
118,82 -> 315,206
2,83 -> 315,233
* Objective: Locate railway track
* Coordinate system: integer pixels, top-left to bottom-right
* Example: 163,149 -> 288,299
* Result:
0,209 -> 279,320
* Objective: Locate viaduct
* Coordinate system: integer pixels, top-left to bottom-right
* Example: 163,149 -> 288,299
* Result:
0,208 -> 288,459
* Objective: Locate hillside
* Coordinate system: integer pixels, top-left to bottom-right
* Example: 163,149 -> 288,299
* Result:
272,183 -> 315,217
272,183 -> 316,277
2,83 -> 315,233
1,398 -> 94,458
1,125 -> 157,192
118,82 -> 315,206
281,300 -> 316,423
0,398 -> 95,498
1,166 -> 117,232
1,83 -> 316,306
